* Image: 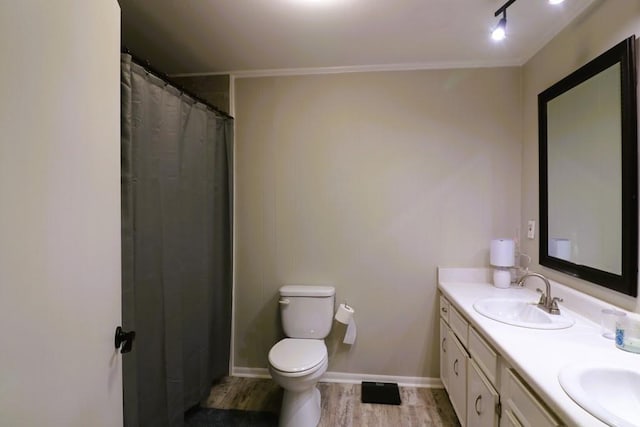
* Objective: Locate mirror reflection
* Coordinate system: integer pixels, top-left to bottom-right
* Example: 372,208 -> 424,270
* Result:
539,36 -> 638,296
546,63 -> 622,274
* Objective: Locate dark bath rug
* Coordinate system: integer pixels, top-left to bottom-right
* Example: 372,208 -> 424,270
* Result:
184,407 -> 278,427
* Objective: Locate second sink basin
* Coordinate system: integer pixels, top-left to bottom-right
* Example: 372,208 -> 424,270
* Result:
473,298 -> 575,329
559,363 -> 640,427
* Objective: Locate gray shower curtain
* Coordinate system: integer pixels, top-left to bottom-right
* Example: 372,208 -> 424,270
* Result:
120,54 -> 233,427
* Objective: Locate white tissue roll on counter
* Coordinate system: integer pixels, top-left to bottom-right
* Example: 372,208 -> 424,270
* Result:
490,239 -> 515,288
335,304 -> 357,344
490,239 -> 515,266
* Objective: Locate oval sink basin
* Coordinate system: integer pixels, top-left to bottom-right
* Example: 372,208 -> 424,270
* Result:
559,363 -> 640,427
473,298 -> 575,329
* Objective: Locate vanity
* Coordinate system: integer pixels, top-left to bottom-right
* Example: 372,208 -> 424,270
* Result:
437,35 -> 640,427
438,267 -> 640,427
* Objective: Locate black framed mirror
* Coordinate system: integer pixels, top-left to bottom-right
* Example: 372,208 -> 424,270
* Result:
539,36 -> 638,297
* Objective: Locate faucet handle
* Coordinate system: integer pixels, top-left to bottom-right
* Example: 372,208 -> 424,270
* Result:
536,288 -> 547,305
550,297 -> 563,314
551,296 -> 563,307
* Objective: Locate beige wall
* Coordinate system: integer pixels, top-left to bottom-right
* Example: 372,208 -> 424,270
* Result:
234,68 -> 522,377
172,74 -> 230,114
521,0 -> 640,312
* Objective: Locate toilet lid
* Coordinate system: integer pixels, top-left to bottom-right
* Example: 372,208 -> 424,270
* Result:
268,339 -> 327,373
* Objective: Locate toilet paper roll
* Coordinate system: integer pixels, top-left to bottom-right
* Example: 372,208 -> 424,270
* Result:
335,303 -> 354,325
490,239 -> 515,267
343,317 -> 357,345
335,303 -> 357,345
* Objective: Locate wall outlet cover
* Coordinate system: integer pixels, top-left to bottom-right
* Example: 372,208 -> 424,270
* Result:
527,220 -> 536,239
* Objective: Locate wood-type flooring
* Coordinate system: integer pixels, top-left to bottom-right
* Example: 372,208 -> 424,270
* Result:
203,376 -> 461,426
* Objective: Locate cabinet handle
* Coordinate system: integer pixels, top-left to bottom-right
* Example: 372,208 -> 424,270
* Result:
475,395 -> 482,415
441,307 -> 448,313
442,337 -> 446,353
453,359 -> 459,376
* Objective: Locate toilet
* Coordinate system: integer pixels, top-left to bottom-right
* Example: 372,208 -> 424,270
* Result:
268,285 -> 336,427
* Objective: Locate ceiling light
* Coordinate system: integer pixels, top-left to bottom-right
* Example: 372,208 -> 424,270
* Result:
491,13 -> 507,41
490,0 -> 562,42
491,0 -> 516,41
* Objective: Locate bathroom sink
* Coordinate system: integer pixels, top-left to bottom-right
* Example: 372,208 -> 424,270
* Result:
473,298 -> 574,329
559,363 -> 640,427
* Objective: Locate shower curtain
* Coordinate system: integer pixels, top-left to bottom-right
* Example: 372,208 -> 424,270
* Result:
120,54 -> 233,427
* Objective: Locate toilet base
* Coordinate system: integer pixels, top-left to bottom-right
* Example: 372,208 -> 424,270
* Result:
279,385 -> 321,427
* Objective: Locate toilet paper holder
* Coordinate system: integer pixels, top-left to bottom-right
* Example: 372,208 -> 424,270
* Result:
335,302 -> 355,324
334,301 -> 357,345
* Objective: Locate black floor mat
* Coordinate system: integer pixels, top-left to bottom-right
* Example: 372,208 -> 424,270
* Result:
185,407 -> 278,427
361,381 -> 402,405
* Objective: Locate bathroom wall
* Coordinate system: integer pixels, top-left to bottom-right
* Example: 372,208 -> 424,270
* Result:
233,68 -> 522,378
171,74 -> 230,114
521,0 -> 640,312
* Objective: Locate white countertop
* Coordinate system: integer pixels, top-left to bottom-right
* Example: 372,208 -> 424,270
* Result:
438,268 -> 640,427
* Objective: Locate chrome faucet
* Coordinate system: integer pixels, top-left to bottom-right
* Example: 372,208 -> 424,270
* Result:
516,272 -> 563,315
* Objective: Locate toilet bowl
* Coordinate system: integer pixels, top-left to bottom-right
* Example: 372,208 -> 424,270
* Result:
268,285 -> 335,427
269,338 -> 328,427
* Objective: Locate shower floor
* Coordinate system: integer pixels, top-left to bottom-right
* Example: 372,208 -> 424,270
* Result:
202,376 -> 460,426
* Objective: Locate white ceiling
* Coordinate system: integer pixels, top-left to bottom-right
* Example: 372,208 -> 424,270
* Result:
120,0 -> 597,76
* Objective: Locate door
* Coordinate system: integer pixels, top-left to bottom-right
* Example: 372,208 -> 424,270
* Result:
448,328 -> 469,426
440,318 -> 450,391
467,359 -> 499,427
0,1 -> 122,426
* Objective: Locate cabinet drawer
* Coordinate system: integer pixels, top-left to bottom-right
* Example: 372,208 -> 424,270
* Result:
439,295 -> 450,322
503,368 -> 561,427
468,326 -> 498,386
449,305 -> 469,347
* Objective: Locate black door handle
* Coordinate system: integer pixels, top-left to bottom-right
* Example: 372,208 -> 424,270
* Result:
115,326 -> 136,354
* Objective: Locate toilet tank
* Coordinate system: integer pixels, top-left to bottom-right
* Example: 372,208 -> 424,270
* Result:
279,285 -> 335,339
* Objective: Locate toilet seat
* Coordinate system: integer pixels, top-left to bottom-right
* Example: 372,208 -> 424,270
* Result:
269,338 -> 327,374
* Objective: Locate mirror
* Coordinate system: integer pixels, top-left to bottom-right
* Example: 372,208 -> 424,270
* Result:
539,36 -> 638,297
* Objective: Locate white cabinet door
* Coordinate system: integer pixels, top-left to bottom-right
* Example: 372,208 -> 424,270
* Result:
467,359 -> 499,427
440,318 -> 450,391
502,410 -> 524,427
502,368 -> 561,427
448,329 -> 469,426
0,2 -> 122,426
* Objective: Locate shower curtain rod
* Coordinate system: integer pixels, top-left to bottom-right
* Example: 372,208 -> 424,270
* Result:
122,47 -> 234,121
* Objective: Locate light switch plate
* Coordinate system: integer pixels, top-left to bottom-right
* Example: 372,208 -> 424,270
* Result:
527,220 -> 536,239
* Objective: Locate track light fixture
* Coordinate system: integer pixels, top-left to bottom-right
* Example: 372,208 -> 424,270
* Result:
491,11 -> 507,41
491,0 -> 516,42
491,0 -> 565,41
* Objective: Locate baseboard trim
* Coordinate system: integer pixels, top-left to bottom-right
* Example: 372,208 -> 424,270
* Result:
231,367 -> 442,388
232,367 -> 272,379
322,371 -> 442,388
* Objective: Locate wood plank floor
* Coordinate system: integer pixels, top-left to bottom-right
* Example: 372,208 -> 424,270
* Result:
203,377 -> 461,426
